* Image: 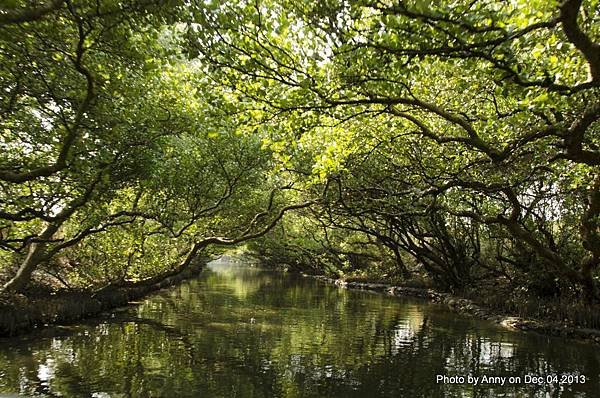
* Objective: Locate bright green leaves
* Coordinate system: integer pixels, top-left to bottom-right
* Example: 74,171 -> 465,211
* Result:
178,0 -> 600,297
2,0 -> 599,295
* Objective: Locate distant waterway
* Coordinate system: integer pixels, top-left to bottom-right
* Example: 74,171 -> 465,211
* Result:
1,260 -> 598,397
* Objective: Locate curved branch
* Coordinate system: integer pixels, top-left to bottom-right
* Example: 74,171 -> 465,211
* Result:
560,0 -> 600,83
0,0 -> 65,26
561,102 -> 600,165
0,9 -> 95,183
198,200 -> 315,247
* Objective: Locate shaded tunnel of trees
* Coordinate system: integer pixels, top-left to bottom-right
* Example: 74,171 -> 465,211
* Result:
0,0 -> 599,318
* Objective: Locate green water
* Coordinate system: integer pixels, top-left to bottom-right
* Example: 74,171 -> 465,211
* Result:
1,261 -> 599,397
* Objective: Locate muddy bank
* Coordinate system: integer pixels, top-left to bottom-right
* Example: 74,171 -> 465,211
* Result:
304,274 -> 600,345
0,262 -> 205,337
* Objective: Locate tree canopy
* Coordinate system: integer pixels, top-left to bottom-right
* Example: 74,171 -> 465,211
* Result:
0,0 -> 599,305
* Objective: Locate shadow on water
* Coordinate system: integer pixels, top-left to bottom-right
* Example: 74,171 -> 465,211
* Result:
1,260 -> 599,397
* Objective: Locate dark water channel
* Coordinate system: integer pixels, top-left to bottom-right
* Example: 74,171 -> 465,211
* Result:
1,261 -> 599,397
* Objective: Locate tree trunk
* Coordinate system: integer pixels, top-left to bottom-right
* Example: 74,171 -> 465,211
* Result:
580,256 -> 599,303
579,175 -> 600,302
391,245 -> 411,278
1,223 -> 60,293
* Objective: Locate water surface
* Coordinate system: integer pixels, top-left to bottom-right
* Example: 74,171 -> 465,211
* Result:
1,261 -> 599,397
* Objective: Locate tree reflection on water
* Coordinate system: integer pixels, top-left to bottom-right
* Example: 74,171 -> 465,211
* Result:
1,263 -> 599,397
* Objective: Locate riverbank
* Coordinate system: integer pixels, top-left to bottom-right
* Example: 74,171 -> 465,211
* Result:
0,262 -> 205,337
304,274 -> 600,345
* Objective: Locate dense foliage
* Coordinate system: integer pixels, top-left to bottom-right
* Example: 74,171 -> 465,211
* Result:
0,0 -> 310,292
1,0 -> 599,308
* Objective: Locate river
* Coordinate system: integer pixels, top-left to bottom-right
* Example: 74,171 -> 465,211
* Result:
1,260 -> 599,397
